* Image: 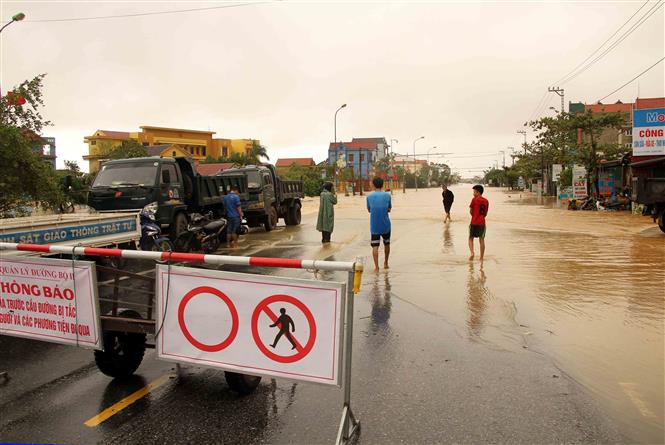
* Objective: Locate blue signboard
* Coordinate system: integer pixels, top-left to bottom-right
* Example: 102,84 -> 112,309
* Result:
633,108 -> 665,156
0,218 -> 137,244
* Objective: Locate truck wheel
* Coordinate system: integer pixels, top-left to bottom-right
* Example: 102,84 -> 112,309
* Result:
285,204 -> 302,226
264,207 -> 278,232
170,212 -> 188,239
224,372 -> 261,395
658,213 -> 665,233
94,310 -> 146,379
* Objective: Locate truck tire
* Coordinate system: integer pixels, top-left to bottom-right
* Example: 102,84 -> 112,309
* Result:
224,372 -> 261,395
94,310 -> 146,379
170,212 -> 188,240
658,212 -> 665,234
285,203 -> 302,226
264,207 -> 278,232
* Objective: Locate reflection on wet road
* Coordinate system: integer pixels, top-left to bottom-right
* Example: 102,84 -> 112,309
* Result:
1,186 -> 662,443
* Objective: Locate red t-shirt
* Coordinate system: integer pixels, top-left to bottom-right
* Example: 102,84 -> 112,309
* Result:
469,196 -> 489,226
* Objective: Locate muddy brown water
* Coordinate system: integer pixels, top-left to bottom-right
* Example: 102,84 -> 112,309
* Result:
320,185 -> 664,443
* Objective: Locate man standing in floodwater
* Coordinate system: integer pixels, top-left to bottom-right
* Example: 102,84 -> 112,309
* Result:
468,184 -> 489,261
269,308 -> 297,350
442,184 -> 454,222
367,177 -> 392,272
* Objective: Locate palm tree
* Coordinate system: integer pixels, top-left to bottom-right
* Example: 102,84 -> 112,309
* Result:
248,141 -> 270,163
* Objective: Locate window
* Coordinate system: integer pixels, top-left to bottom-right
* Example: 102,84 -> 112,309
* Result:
348,154 -> 354,162
143,142 -> 149,146
624,129 -> 632,136
161,164 -> 178,184
223,147 -> 229,157
360,154 -> 365,162
91,140 -> 97,146
172,151 -> 177,156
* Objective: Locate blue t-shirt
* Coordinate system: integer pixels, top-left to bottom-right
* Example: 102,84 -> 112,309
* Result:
223,193 -> 242,218
366,191 -> 392,235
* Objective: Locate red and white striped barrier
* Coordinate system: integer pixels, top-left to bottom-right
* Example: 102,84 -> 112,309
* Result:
0,242 -> 357,272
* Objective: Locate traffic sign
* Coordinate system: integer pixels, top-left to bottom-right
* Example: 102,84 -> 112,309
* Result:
252,294 -> 317,363
156,265 -> 344,386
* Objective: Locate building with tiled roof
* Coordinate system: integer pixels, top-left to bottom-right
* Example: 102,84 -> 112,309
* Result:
275,158 -> 316,167
196,163 -> 237,176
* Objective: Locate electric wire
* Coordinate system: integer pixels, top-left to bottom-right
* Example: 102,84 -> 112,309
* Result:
551,0 -> 651,86
558,1 -> 664,86
26,2 -> 270,23
597,56 -> 665,102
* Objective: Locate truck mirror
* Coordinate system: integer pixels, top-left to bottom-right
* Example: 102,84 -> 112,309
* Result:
162,169 -> 171,184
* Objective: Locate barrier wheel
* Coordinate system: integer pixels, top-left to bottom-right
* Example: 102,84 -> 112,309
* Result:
225,372 -> 261,395
94,310 -> 146,379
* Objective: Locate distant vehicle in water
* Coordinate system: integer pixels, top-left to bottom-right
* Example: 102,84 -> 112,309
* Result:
632,176 -> 665,233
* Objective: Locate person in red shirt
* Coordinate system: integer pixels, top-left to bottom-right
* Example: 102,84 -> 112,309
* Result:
468,184 -> 489,260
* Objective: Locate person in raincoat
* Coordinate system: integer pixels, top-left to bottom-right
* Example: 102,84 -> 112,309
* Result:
316,182 -> 337,243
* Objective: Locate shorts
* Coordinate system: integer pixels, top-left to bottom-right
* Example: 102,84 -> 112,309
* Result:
227,217 -> 241,235
371,232 -> 391,247
469,224 -> 486,239
443,203 -> 452,213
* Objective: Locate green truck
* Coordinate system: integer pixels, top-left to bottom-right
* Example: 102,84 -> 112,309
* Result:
218,164 -> 304,231
88,157 -> 246,238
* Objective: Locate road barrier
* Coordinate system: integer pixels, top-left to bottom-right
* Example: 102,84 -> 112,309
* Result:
0,242 -> 362,444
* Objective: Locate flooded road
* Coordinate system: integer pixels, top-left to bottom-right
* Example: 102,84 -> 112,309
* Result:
333,185 -> 663,443
1,185 -> 662,444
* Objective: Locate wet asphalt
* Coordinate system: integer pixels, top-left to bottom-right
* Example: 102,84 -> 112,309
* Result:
0,189 -> 633,444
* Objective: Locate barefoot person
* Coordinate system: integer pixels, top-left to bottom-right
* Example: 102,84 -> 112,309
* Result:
367,177 -> 392,272
442,184 -> 454,222
468,184 -> 489,261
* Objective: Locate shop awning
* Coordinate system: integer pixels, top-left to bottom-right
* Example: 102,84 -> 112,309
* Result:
630,156 -> 665,167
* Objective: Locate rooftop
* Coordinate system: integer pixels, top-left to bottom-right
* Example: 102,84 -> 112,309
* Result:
275,158 -> 316,167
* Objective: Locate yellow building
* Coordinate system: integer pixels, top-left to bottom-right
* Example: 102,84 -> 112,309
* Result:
83,125 -> 259,172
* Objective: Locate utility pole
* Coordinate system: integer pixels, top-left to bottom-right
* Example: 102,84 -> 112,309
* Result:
390,139 -> 398,194
508,147 -> 515,166
548,87 -> 565,113
499,150 -> 506,168
334,104 -> 347,192
413,136 -> 425,192
517,130 -> 527,154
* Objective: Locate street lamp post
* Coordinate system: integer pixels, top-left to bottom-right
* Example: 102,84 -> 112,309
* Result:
413,136 -> 424,191
390,139 -> 398,194
426,146 -> 437,188
334,104 -> 347,192
0,12 -> 25,35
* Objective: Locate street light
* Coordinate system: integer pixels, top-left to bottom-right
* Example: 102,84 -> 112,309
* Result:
334,104 -> 347,192
413,136 -> 424,191
0,12 -> 25,35
389,139 -> 398,194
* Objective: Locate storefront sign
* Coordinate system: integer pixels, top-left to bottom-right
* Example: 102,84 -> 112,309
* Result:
633,107 -> 665,156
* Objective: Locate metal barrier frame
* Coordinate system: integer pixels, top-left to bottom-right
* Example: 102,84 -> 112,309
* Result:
0,242 -> 361,445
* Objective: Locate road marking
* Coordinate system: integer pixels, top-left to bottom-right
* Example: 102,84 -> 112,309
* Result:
84,374 -> 174,427
619,382 -> 657,419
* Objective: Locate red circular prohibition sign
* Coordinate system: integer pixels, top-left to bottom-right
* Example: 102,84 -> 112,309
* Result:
251,294 -> 317,363
178,286 -> 239,352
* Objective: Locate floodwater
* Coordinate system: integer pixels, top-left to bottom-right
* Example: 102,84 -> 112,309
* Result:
304,185 -> 664,443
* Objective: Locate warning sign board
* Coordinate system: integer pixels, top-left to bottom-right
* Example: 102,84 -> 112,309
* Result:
155,265 -> 344,386
0,257 -> 101,349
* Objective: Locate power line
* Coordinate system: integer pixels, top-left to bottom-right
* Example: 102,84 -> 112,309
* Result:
558,0 -> 664,86
26,2 -> 270,23
552,0 -> 650,86
597,56 -> 665,102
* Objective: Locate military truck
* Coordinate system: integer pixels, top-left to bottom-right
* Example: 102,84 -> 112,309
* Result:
218,164 -> 304,231
88,157 -> 247,238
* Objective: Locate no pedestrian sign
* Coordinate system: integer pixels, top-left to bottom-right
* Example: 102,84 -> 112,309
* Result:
155,266 -> 344,386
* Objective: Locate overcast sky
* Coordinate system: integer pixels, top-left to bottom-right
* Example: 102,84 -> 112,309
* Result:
1,1 -> 663,175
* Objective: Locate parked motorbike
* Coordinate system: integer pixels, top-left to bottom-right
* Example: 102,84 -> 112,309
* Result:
139,207 -> 174,252
174,212 -> 227,253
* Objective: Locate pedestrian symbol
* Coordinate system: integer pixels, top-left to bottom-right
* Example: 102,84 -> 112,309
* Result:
269,308 -> 297,350
252,294 -> 317,363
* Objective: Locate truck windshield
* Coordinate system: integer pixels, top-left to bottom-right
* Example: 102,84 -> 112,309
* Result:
247,171 -> 262,189
92,163 -> 158,187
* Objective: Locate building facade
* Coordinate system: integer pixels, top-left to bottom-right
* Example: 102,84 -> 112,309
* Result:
328,137 -> 388,179
83,126 -> 259,172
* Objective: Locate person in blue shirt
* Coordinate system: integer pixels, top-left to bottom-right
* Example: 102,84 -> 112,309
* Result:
366,177 -> 392,272
223,186 -> 243,248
